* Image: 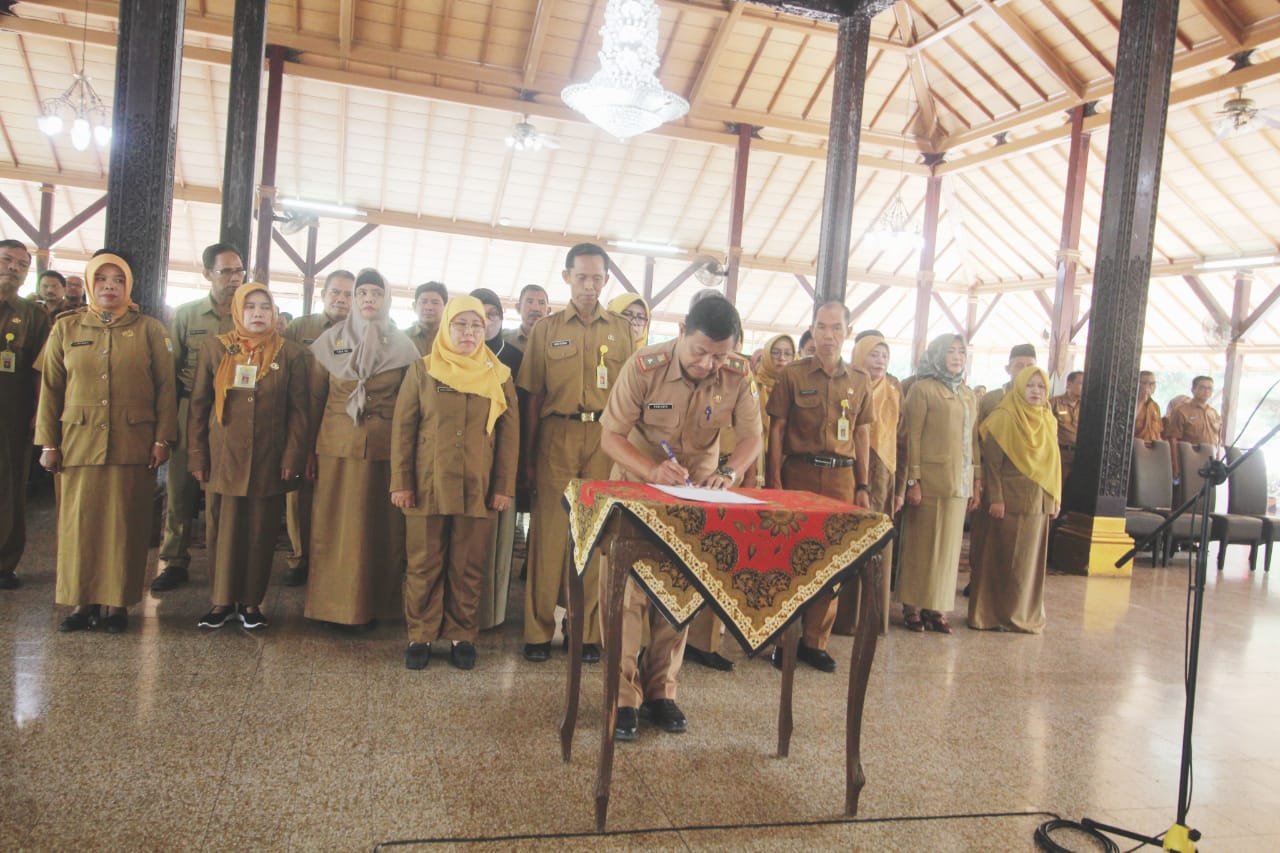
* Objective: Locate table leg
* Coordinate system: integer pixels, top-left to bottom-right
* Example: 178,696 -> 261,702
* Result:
846,555 -> 883,815
776,619 -> 800,758
595,535 -> 635,832
559,536 -> 584,763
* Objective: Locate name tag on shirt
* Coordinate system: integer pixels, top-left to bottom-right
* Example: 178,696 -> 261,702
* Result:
551,339 -> 572,348
332,347 -> 353,355
647,403 -> 673,410
437,385 -> 456,393
302,338 -> 316,345
190,329 -> 207,336
71,340 -> 93,347
799,388 -> 818,397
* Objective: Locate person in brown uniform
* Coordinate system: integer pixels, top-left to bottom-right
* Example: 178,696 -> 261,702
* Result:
392,295 -> 519,670
279,269 -> 354,587
978,344 -> 1038,425
1166,375 -> 1222,482
0,240 -> 51,589
37,252 -> 177,632
151,243 -> 244,592
35,270 -> 71,318
516,243 -> 634,663
503,284 -> 549,353
64,274 -> 85,309
1134,371 -> 1163,442
305,268 -> 420,628
1049,370 -> 1082,484
189,283 -> 311,630
405,281 -> 448,357
599,295 -> 761,739
766,302 -> 874,672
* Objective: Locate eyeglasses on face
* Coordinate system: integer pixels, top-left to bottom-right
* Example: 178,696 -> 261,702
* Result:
449,321 -> 487,334
621,310 -> 648,325
214,267 -> 246,277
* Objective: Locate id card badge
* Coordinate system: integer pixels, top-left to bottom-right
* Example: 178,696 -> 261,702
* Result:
0,351 -> 15,373
233,363 -> 259,388
837,416 -> 850,442
596,344 -> 610,390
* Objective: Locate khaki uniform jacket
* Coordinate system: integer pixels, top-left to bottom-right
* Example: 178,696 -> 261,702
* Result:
1164,400 -> 1221,447
1134,398 -> 1164,442
502,327 -> 531,354
903,378 -> 979,499
516,304 -> 633,415
172,295 -> 233,395
1049,394 -> 1080,446
35,309 -> 177,466
981,432 -> 1056,514
187,337 -> 312,497
404,322 -> 438,358
311,363 -> 407,461
1,294 -> 51,428
766,358 -> 874,458
283,312 -> 337,348
601,340 -> 760,484
389,358 -> 519,518
977,384 -> 1007,425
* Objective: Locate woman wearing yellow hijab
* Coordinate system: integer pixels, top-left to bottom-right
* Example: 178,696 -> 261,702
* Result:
35,251 -> 177,634
749,334 -> 794,487
391,295 -> 519,671
608,293 -> 650,346
188,283 -> 312,630
967,365 -> 1061,633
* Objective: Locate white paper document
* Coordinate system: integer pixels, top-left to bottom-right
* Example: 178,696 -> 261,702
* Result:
650,484 -> 766,505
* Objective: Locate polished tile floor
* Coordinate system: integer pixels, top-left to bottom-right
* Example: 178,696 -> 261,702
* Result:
3,492 -> 1278,852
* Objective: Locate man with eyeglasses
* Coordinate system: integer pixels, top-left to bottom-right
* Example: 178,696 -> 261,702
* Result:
152,243 -> 244,592
406,281 -> 448,356
1134,371 -> 1163,442
278,269 -> 355,586
64,274 -> 85,309
503,284 -> 548,353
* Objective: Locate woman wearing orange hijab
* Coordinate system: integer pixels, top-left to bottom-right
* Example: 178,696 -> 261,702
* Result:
35,251 -> 177,634
188,283 -> 311,630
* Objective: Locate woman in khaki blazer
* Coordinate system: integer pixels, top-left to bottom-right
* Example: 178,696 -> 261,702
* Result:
968,366 -> 1061,633
36,252 -> 177,634
897,334 -> 981,634
391,296 -> 518,671
188,283 -> 311,630
304,269 -> 420,628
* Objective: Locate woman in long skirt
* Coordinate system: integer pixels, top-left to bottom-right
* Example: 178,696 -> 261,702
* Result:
36,252 -> 177,633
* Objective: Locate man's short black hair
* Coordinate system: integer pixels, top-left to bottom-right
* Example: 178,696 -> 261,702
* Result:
0,239 -> 30,254
1192,375 -> 1213,388
201,242 -> 242,271
1067,371 -> 1084,384
684,295 -> 741,343
798,330 -> 813,349
323,269 -> 355,288
565,242 -> 609,271
415,281 -> 448,302
1139,370 -> 1155,380
279,311 -> 294,323
39,270 -> 67,288
814,300 -> 851,325
518,284 -> 547,302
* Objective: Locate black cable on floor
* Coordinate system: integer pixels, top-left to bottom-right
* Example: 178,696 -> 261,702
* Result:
1034,818 -> 1120,853
373,808 -> 1060,849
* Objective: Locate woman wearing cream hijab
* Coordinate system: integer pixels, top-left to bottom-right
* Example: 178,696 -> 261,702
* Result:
391,296 -> 518,671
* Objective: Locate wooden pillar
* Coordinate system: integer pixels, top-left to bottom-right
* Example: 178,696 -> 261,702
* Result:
104,0 -> 187,318
252,46 -> 287,285
1048,103 -> 1095,383
219,0 -> 269,257
910,174 -> 942,365
1221,269 -> 1252,443
34,184 -> 54,275
1053,0 -> 1181,578
725,123 -> 752,305
813,12 -> 872,311
643,256 -> 655,303
300,224 -> 319,316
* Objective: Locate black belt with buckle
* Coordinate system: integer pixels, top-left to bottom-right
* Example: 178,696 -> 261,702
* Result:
802,454 -> 856,469
549,411 -> 603,423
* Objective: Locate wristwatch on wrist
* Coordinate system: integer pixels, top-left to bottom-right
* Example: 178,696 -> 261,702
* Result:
906,479 -> 918,487
154,440 -> 172,449
717,464 -> 737,484
855,483 -> 870,492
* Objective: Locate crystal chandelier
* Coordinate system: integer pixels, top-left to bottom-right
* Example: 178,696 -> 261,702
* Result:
561,0 -> 689,140
870,86 -> 923,252
36,0 -> 111,151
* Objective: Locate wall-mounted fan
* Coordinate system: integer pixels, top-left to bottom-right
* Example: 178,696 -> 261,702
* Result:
692,254 -> 727,287
277,209 -> 318,235
1202,316 -> 1233,347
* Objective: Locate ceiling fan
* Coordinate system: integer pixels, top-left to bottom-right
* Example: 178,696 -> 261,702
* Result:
691,254 -> 728,287
1211,85 -> 1280,142
505,114 -> 559,152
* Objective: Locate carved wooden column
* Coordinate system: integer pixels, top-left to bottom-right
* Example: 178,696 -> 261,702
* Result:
219,0 -> 269,257
104,0 -> 187,318
1052,0 -> 1181,577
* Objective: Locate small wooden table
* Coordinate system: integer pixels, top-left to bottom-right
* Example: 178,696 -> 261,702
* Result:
557,480 -> 894,831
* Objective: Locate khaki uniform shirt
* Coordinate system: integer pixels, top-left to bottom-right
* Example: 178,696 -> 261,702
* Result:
1049,394 -> 1080,446
903,378 -> 979,499
187,338 -> 312,497
1,294 -> 51,429
172,295 -> 233,395
981,433 -> 1056,514
516,304 -> 633,416
502,327 -> 532,354
1134,398 -> 1164,442
977,383 -> 1008,425
601,339 -> 760,484
1164,400 -> 1221,447
283,312 -> 338,348
34,310 -> 178,466
310,363 -> 407,461
766,358 -> 874,458
404,322 -> 438,358
389,358 -> 519,518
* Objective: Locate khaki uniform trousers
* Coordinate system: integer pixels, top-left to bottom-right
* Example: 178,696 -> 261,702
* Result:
159,397 -> 199,569
285,482 -> 314,571
686,607 -> 723,653
405,514 -> 494,644
833,452 -> 893,636
525,418 -> 611,645
781,456 -> 855,650
600,566 -> 687,709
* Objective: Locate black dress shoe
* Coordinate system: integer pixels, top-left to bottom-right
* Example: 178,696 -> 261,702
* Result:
685,645 -> 735,671
405,642 -> 431,670
282,566 -> 308,587
0,572 -> 19,590
796,643 -> 837,673
450,641 -> 477,670
149,566 -> 189,592
102,609 -> 128,634
58,606 -> 98,633
581,643 -> 600,664
640,698 -> 688,733
615,707 -> 638,741
523,642 -> 551,662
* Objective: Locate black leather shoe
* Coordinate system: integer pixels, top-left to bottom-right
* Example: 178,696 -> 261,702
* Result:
685,645 -> 735,672
58,606 -> 98,633
450,641 -> 477,670
640,698 -> 688,734
614,707 -> 638,741
149,566 -> 189,592
797,642 -> 837,673
102,609 -> 128,634
0,572 -> 19,590
581,643 -> 600,664
282,566 -> 308,587
523,642 -> 551,663
405,642 -> 431,670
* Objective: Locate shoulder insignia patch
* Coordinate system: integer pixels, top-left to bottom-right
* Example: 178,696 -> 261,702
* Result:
722,355 -> 748,375
638,351 -> 669,372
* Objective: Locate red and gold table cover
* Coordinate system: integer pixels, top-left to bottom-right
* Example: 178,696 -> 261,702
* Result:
563,480 -> 894,654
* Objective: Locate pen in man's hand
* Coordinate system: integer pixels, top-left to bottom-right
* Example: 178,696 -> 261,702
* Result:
659,440 -> 693,487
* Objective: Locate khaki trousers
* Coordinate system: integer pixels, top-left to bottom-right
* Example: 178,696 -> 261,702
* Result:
781,456 -> 855,650
686,607 -> 723,653
285,481 -> 314,571
600,563 -> 687,709
404,514 -> 493,644
524,418 -> 611,645
159,397 -> 198,569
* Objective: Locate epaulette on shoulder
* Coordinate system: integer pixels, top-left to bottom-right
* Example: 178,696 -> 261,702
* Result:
637,350 -> 669,372
722,354 -> 748,375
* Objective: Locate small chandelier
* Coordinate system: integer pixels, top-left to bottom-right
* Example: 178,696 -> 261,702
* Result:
870,194 -> 924,251
36,0 -> 110,151
561,0 -> 689,140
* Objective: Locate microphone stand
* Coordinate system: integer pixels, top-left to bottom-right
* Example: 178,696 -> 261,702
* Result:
1081,421 -> 1280,852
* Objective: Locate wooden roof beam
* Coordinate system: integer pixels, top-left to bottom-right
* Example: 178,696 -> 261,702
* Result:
892,3 -> 942,146
687,1 -> 744,108
521,0 -> 554,89
338,0 -> 354,59
1185,0 -> 1243,48
912,5 -> 983,53
977,0 -> 1085,99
